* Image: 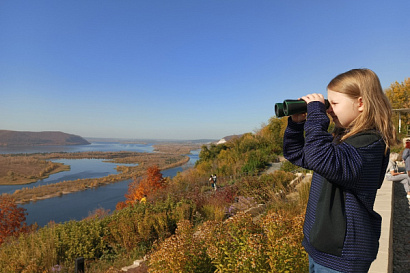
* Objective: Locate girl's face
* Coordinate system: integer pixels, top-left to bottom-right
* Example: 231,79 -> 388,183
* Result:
327,89 -> 363,128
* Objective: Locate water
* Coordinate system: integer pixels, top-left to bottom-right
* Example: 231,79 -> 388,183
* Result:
23,180 -> 133,226
0,158 -> 137,195
0,142 -> 155,154
0,143 -> 199,226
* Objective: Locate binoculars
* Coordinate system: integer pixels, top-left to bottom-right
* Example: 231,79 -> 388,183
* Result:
275,99 -> 330,117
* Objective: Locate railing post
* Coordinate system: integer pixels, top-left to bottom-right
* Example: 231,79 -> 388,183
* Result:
75,257 -> 84,273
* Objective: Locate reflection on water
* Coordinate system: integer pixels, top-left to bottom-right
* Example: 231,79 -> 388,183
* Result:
0,142 -> 154,154
23,180 -> 132,226
1,143 -> 200,227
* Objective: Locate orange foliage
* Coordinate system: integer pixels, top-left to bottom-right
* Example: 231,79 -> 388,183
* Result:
116,201 -> 127,210
0,195 -> 30,245
121,165 -> 167,207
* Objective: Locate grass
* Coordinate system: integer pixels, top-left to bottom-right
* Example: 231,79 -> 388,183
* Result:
0,156 -> 70,185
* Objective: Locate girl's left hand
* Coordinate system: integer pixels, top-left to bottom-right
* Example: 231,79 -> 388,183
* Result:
290,112 -> 307,123
301,93 -> 325,104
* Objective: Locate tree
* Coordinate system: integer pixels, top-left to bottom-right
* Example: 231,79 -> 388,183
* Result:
257,117 -> 288,154
385,78 -> 410,109
385,78 -> 410,133
0,195 -> 30,245
117,165 -> 167,209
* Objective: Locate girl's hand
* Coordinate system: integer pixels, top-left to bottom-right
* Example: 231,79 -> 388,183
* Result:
301,93 -> 325,104
290,93 -> 325,122
291,113 -> 307,123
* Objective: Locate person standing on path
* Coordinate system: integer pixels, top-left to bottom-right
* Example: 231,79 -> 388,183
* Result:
209,175 -> 216,191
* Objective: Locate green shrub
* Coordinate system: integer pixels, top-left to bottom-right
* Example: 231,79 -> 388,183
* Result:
279,160 -> 300,172
149,220 -> 215,273
54,219 -> 107,261
200,204 -> 225,221
297,179 -> 311,207
236,171 -> 295,203
262,210 -> 308,272
206,212 -> 270,272
0,226 -> 57,273
148,204 -> 308,273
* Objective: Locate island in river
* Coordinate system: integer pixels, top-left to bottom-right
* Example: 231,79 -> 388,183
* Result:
0,143 -> 202,204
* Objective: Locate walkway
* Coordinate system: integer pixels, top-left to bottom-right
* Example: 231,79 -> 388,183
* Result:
369,178 -> 393,273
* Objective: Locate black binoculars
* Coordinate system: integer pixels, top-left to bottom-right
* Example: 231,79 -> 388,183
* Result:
275,99 -> 330,117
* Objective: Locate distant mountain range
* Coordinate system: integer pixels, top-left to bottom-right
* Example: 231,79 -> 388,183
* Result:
0,130 -> 90,146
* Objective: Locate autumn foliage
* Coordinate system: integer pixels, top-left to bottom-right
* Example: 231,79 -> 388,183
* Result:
0,195 -> 30,245
385,77 -> 410,134
117,165 -> 167,209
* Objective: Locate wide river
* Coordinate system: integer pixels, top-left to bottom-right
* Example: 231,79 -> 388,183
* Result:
0,143 -> 199,227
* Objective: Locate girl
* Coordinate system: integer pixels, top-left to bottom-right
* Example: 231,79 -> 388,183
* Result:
385,152 -> 410,198
283,69 -> 397,272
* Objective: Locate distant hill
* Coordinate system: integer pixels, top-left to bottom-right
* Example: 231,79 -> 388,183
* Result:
0,130 -> 90,146
216,134 -> 244,145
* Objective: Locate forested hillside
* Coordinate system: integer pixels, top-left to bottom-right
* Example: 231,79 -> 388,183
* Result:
0,130 -> 90,146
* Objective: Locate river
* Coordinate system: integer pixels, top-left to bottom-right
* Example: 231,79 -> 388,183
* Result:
0,143 -> 199,227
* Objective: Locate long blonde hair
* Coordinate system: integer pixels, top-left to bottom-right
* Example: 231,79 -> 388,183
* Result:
327,68 -> 397,150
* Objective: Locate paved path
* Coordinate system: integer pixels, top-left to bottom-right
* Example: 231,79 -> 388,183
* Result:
369,178 -> 393,273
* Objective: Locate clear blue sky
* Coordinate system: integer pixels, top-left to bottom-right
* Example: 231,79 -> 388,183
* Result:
1,0 -> 409,140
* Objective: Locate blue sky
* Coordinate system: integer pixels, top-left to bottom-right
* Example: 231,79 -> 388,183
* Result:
1,0 -> 409,140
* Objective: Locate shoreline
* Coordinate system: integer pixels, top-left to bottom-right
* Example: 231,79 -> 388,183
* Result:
10,155 -> 191,204
26,156 -> 191,203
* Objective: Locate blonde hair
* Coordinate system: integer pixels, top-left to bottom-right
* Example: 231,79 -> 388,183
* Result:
327,68 -> 397,150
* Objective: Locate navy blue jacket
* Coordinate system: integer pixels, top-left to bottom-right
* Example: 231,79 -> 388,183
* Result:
283,102 -> 389,272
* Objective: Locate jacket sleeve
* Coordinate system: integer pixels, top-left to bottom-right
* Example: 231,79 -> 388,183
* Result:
283,101 -> 363,189
283,116 -> 306,166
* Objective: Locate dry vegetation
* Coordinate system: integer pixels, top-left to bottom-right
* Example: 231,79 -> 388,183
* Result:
1,143 -> 200,204
153,143 -> 202,154
0,156 -> 70,185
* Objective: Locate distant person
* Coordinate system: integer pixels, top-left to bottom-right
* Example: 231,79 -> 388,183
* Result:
212,174 -> 217,191
402,139 -> 410,176
209,174 -> 217,191
283,69 -> 396,272
385,152 -> 410,198
140,195 -> 147,204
